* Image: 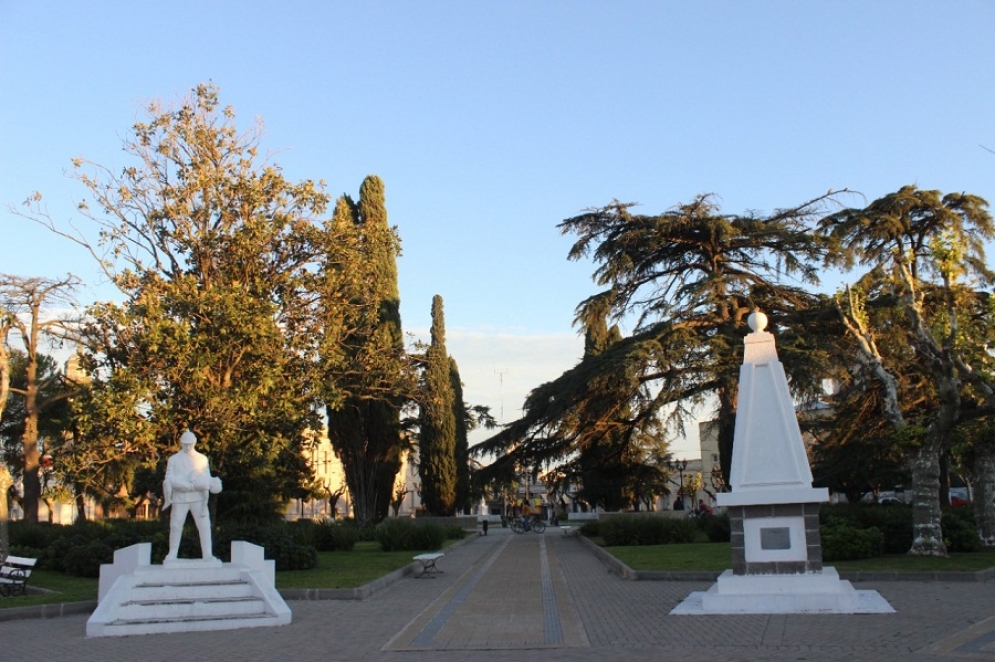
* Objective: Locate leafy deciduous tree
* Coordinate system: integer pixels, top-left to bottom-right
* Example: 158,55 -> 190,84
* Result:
820,185 -> 995,555
18,84 -> 368,522
0,274 -> 78,522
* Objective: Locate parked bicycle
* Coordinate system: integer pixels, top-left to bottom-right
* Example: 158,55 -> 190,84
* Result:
510,516 -> 546,534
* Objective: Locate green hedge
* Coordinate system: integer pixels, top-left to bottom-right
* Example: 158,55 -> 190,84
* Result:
374,519 -> 446,552
600,515 -> 698,546
214,522 -> 318,570
579,520 -> 600,538
821,524 -> 884,561
8,519 -> 320,575
698,513 -> 731,543
285,519 -> 359,552
818,503 -> 981,555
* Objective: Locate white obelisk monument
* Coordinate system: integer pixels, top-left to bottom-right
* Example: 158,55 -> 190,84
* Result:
672,311 -> 892,614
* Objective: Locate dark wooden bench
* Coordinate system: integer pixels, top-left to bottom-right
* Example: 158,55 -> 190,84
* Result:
0,555 -> 37,597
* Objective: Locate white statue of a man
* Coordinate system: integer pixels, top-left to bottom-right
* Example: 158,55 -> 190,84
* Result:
162,430 -> 222,561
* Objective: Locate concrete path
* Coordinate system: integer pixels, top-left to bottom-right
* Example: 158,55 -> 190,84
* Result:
2,526 -> 995,661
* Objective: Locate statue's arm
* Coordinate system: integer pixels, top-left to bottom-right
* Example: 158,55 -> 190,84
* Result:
162,460 -> 174,509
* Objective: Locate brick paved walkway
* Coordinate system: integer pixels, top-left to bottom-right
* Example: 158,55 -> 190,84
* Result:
2,527 -> 994,661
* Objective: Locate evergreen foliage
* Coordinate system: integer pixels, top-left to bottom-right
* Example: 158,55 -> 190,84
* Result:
324,175 -> 414,526
473,193 -> 838,495
418,295 -> 458,515
450,357 -> 472,513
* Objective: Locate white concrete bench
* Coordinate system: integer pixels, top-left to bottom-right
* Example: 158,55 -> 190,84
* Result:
0,555 -> 37,597
560,526 -> 579,537
412,552 -> 444,578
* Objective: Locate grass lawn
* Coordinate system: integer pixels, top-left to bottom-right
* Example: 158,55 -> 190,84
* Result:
603,540 -> 995,573
276,541 -> 447,589
1,539 -> 463,609
4,569 -> 99,608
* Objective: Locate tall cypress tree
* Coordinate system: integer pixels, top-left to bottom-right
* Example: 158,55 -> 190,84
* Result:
450,356 -> 471,513
418,295 -> 458,515
325,175 -> 408,525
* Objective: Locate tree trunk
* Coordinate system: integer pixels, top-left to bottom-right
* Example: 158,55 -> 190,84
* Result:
972,445 -> 995,547
42,497 -> 55,523
716,383 -> 737,487
74,487 -> 87,522
908,442 -> 947,556
0,466 -> 12,558
21,411 -> 40,523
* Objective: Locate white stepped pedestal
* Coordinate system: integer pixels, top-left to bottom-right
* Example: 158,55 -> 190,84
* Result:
87,541 -> 291,637
675,568 -> 893,614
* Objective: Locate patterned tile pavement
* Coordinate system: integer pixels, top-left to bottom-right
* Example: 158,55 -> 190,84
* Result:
2,526 -> 994,661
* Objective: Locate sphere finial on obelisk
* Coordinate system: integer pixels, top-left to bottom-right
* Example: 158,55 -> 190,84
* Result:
747,310 -> 768,334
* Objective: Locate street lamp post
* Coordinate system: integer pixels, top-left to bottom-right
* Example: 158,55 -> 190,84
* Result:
668,459 -> 688,510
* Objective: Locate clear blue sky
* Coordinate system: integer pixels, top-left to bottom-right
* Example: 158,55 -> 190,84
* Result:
2,1 -> 993,456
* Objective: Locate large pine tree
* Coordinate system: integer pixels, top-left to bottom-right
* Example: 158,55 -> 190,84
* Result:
474,193 -> 837,487
418,295 -> 458,515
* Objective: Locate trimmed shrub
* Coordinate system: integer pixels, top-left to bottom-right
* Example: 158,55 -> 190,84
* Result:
312,520 -> 359,552
9,545 -> 47,564
821,524 -> 884,561
821,503 -> 912,554
444,525 -> 467,540
340,519 -> 378,542
375,519 -> 447,552
62,540 -> 113,578
10,521 -> 65,551
579,520 -> 600,538
214,522 -> 317,571
942,512 -> 979,553
375,518 -> 414,552
411,523 -> 446,551
376,518 -> 450,552
666,517 -> 699,543
286,520 -> 320,548
600,515 -> 698,546
699,513 -> 731,543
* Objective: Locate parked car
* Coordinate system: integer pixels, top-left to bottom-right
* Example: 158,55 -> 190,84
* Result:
950,487 -> 970,506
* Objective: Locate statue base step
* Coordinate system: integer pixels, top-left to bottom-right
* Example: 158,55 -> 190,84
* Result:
87,541 -> 291,637
671,568 -> 894,614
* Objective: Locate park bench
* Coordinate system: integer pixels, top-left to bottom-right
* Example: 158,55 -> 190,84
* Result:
0,555 -> 37,597
412,552 -> 444,578
560,526 -> 579,537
